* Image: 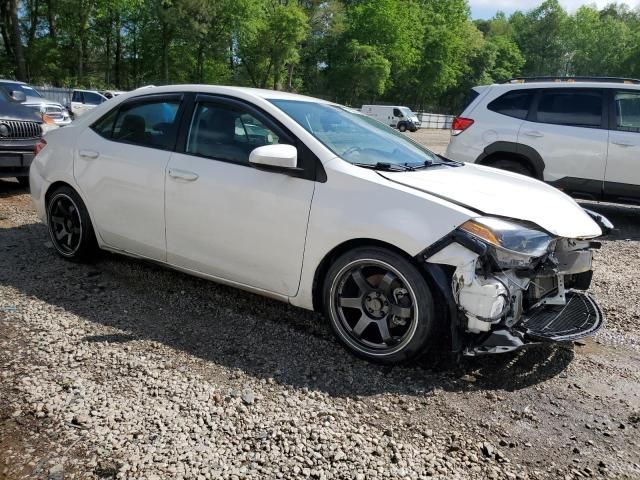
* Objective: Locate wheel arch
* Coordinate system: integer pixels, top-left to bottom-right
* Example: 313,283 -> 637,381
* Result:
310,238 -> 453,328
476,141 -> 545,180
44,180 -> 102,244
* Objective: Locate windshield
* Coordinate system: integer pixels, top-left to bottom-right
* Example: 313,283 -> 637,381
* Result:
270,100 -> 438,168
400,107 -> 415,118
0,82 -> 41,98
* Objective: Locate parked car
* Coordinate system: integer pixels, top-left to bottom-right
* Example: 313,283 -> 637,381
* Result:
0,79 -> 72,126
446,76 -> 640,205
30,85 -> 611,364
0,88 -> 46,187
100,90 -> 126,99
70,89 -> 108,118
362,105 -> 421,132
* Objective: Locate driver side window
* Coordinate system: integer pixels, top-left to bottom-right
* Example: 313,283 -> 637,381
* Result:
186,102 -> 283,165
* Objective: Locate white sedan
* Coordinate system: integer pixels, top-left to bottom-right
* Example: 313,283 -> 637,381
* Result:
29,85 -> 611,364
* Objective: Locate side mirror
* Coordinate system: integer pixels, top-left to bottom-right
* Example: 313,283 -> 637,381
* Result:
11,90 -> 26,103
249,144 -> 300,172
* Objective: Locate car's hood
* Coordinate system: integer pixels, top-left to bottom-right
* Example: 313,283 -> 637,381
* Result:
23,96 -> 63,108
0,100 -> 43,122
379,163 -> 602,238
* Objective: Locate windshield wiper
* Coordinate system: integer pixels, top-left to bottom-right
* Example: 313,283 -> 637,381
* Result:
353,162 -> 416,172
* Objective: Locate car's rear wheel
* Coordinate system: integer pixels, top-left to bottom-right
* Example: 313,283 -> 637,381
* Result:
488,159 -> 533,177
47,186 -> 97,262
324,247 -> 435,364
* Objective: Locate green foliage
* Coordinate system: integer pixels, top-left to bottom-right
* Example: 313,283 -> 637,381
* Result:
2,0 -> 640,113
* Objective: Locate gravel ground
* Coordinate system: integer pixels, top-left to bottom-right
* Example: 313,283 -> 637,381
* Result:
1,131 -> 639,479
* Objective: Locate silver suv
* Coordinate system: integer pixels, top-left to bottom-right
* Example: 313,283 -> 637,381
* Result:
0,80 -> 72,126
446,77 -> 640,205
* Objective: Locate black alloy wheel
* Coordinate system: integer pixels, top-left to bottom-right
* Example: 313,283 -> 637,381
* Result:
47,186 -> 97,261
324,247 -> 435,364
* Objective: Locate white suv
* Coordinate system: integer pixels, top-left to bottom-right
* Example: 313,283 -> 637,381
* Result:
446,77 -> 640,205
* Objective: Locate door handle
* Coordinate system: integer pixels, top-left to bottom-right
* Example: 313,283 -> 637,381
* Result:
522,130 -> 544,138
168,168 -> 199,182
79,149 -> 99,159
612,140 -> 635,147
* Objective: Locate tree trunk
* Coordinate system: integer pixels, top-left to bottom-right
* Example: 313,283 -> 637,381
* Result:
47,0 -> 57,39
161,22 -> 170,84
115,15 -> 122,88
9,0 -> 26,80
105,11 -> 112,85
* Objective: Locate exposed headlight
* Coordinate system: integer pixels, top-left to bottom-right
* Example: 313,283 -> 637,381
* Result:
459,217 -> 553,268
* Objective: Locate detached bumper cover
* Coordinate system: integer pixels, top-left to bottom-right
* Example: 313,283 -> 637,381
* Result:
523,290 -> 603,341
465,290 -> 604,355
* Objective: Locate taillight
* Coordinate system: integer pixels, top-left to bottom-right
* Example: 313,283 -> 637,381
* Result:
34,138 -> 47,156
451,117 -> 474,136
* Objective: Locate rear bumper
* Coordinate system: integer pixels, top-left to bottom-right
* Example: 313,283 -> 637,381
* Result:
464,290 -> 604,355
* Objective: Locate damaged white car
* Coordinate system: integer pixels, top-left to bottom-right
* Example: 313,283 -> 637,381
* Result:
29,85 -> 612,363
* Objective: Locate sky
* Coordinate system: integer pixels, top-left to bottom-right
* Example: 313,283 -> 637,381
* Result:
470,0 -> 640,19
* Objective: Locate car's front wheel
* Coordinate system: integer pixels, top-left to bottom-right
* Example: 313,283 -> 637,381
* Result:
398,123 -> 407,132
47,186 -> 97,262
323,246 -> 436,364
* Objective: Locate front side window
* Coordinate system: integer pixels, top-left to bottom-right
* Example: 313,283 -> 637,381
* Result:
110,100 -> 180,149
83,91 -> 106,105
393,108 -> 402,117
186,103 -> 283,164
615,91 -> 640,133
488,90 -> 535,120
536,90 -> 603,127
271,100 -> 439,168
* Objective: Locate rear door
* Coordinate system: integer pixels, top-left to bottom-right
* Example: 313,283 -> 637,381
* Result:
604,89 -> 640,202
74,94 -> 184,260
517,88 -> 608,198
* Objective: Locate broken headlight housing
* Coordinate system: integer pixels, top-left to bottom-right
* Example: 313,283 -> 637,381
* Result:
459,217 -> 553,269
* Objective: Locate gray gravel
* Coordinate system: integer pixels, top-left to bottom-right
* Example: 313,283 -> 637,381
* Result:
1,135 -> 639,479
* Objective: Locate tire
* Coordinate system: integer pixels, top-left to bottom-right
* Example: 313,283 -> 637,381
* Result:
398,123 -> 407,132
46,186 -> 98,262
323,246 -> 436,364
488,159 -> 533,177
16,176 -> 29,188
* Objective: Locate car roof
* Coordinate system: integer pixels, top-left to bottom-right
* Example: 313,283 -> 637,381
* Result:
124,84 -> 333,104
0,79 -> 27,85
485,81 -> 640,91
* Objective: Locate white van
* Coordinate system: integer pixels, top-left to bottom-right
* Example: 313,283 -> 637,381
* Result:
361,105 -> 421,132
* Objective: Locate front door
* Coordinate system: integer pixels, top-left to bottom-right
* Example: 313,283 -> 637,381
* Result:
165,96 -> 315,296
605,90 -> 640,202
74,94 -> 183,260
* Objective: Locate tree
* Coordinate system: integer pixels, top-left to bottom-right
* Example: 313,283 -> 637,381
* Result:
329,40 -> 390,105
237,0 -> 308,90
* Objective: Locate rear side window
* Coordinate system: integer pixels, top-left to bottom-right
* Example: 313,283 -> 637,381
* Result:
91,98 -> 181,150
536,90 -> 603,128
460,88 -> 481,114
487,90 -> 534,119
72,91 -> 83,103
615,91 -> 640,132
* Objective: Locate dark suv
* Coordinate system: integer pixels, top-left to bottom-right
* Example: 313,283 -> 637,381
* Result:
0,87 -> 43,187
